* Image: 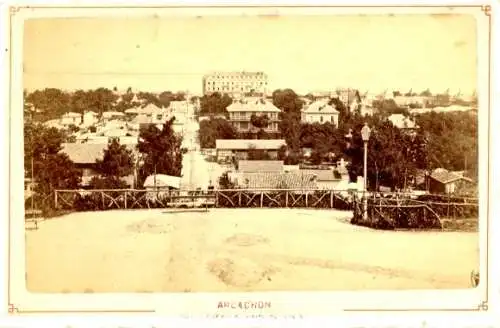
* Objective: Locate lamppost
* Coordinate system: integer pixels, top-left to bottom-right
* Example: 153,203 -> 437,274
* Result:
361,123 -> 371,221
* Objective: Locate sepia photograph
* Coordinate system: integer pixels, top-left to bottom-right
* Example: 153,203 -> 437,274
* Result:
6,3 -> 492,315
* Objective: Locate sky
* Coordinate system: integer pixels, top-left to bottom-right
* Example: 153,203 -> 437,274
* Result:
23,14 -> 477,95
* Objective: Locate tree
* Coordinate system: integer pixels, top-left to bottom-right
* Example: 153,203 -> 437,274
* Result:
272,89 -> 304,114
200,92 -> 233,115
137,92 -> 163,108
26,88 -> 72,120
95,139 -> 135,178
250,114 -> 270,129
247,145 -> 271,160
218,172 -> 235,189
198,118 -> 238,148
415,111 -> 477,177
299,122 -> 343,164
344,114 -> 427,191
137,118 -> 183,185
420,89 -> 432,97
25,122 -> 81,201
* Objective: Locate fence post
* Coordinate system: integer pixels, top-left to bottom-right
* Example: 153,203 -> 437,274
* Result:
101,192 -> 105,209
238,192 -> 242,207
330,191 -> 333,208
54,191 -> 58,209
215,191 -> 219,207
285,191 -> 289,207
260,192 -> 264,208
306,192 -> 308,207
124,191 -> 128,209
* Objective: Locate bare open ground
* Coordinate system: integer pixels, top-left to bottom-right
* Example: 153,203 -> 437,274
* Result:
25,209 -> 479,293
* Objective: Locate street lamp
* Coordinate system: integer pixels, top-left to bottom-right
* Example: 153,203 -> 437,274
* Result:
361,123 -> 371,221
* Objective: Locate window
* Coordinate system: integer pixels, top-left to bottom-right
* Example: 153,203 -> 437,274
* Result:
330,116 -> 334,122
157,114 -> 162,120
320,116 -> 323,123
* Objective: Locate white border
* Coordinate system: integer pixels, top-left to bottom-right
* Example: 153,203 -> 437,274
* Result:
1,0 -> 498,324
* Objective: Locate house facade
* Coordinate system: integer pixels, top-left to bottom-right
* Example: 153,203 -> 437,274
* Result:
60,112 -> 82,126
226,97 -> 281,133
215,139 -> 287,163
202,71 -> 268,97
426,169 -> 475,194
301,100 -> 339,126
82,111 -> 99,127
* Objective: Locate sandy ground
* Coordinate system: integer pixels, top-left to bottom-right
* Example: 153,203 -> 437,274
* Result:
25,209 -> 479,293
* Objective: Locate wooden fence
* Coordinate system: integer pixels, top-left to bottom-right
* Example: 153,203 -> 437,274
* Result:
52,188 -> 355,212
351,193 -> 479,230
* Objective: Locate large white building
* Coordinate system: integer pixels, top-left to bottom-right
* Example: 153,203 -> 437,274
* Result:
202,71 -> 268,97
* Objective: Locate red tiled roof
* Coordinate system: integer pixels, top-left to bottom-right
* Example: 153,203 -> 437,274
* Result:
233,172 -> 317,189
238,160 -> 284,172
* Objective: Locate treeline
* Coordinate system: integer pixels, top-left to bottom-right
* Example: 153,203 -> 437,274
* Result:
24,87 -> 191,122
25,118 -> 183,213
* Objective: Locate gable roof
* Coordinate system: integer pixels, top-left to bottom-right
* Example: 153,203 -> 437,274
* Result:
429,169 -> 474,184
238,160 -> 284,172
138,103 -> 162,115
233,172 -> 317,189
302,100 -> 338,114
216,139 -> 286,150
61,143 -> 138,164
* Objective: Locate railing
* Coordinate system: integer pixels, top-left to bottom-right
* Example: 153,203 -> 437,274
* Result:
351,193 -> 479,230
52,188 -> 355,212
27,189 -> 479,221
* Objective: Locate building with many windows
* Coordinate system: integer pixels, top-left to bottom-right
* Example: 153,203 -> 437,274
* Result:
202,71 -> 268,97
226,97 -> 281,133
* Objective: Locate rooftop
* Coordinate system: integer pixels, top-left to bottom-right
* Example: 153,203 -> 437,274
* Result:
226,98 -> 281,113
302,100 -> 338,114
238,160 -> 284,172
299,169 -> 341,181
61,143 -> 138,164
430,169 -> 474,184
232,172 -> 318,189
216,139 -> 286,150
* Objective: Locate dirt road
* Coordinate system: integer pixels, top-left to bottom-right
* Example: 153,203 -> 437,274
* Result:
25,209 -> 479,292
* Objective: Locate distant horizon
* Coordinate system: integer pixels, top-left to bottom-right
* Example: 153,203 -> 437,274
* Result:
23,83 -> 475,97
24,15 -> 477,95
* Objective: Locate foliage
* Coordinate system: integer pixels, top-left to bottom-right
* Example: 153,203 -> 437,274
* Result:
299,122 -> 344,163
25,88 -> 72,120
88,176 -> 130,190
24,122 -> 81,199
95,139 -> 135,178
200,92 -> 233,115
344,114 -> 428,191
414,111 -> 477,177
250,114 -> 270,129
137,118 -> 183,184
218,172 -> 235,189
198,118 -> 238,148
247,145 -> 271,160
272,89 -> 304,114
